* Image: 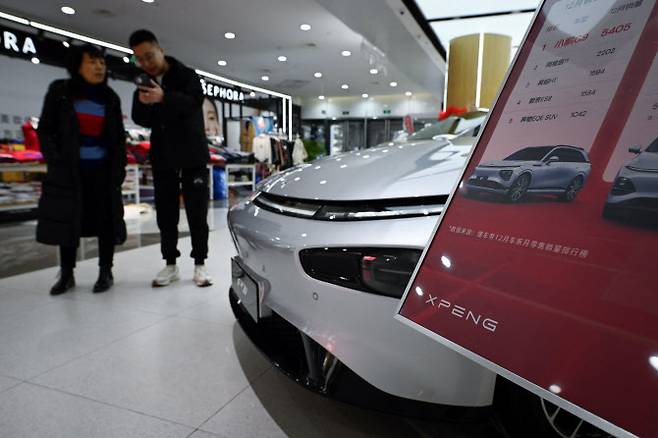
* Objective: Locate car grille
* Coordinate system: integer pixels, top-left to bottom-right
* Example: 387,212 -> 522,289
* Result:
468,178 -> 504,189
253,192 -> 447,221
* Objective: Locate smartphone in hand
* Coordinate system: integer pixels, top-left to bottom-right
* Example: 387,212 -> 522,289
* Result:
134,73 -> 154,88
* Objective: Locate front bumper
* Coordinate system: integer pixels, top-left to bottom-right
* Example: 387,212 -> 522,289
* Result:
227,199 -> 496,407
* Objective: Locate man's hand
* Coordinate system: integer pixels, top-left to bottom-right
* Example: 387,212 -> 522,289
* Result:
138,81 -> 164,104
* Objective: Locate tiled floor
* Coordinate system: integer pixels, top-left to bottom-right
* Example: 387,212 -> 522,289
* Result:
0,208 -> 500,437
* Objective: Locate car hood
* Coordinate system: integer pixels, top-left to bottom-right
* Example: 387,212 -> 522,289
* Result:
628,152 -> 658,171
259,139 -> 472,201
478,160 -> 542,168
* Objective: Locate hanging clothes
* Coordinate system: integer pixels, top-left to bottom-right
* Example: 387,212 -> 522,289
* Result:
240,120 -> 256,152
292,138 -> 307,165
252,134 -> 272,163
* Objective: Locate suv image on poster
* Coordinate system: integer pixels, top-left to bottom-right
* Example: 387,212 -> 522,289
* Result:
604,137 -> 658,226
465,145 -> 591,202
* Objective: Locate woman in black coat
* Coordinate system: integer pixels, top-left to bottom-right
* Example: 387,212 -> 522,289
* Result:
37,44 -> 127,295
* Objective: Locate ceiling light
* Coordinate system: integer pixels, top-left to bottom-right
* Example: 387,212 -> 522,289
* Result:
369,68 -> 378,75
318,95 -> 325,100
62,41 -> 70,48
224,32 -> 236,39
405,91 -> 413,96
389,81 -> 398,87
123,56 -> 130,63
217,59 -> 227,66
261,75 -> 269,81
314,72 -> 322,78
341,84 -> 349,90
300,24 -> 311,31
361,93 -> 368,98
250,91 -> 256,97
61,6 -> 76,15
341,50 -> 352,57
277,55 -> 287,62
141,0 -> 155,3
31,57 -> 40,64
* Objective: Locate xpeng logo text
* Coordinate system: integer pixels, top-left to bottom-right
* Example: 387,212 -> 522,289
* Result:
425,294 -> 498,333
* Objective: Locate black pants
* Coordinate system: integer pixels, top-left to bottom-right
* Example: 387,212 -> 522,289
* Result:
153,167 -> 209,264
60,164 -> 115,269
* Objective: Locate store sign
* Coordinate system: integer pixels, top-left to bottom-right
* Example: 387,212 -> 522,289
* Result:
200,78 -> 244,102
397,1 -> 658,437
0,27 -> 37,58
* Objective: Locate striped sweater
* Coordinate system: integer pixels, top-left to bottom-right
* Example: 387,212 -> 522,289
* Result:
73,85 -> 107,165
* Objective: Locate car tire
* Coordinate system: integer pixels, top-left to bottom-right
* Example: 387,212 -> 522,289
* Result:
507,173 -> 531,203
495,378 -> 612,438
560,176 -> 584,202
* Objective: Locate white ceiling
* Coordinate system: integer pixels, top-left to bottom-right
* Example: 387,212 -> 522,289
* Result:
416,0 -> 539,20
0,0 -> 444,99
416,0 -> 540,53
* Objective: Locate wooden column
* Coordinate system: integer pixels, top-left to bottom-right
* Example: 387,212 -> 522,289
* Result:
446,33 -> 511,109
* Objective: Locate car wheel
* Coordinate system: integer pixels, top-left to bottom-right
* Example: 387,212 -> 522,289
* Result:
560,176 -> 584,202
507,173 -> 531,203
495,378 -> 612,438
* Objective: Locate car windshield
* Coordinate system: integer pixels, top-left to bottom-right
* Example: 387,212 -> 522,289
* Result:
504,146 -> 555,161
408,118 -> 458,141
646,137 -> 658,152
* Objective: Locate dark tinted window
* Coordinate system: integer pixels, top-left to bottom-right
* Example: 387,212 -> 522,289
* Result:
553,148 -> 586,162
505,146 -> 554,161
646,137 -> 658,153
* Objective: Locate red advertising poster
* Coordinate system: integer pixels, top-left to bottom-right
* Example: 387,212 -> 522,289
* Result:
397,1 -> 658,437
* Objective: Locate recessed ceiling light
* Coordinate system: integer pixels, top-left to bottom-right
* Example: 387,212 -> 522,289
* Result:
250,91 -> 256,97
217,59 -> 227,66
314,72 -> 322,78
369,68 -> 378,75
341,84 -> 349,90
405,91 -> 413,96
318,95 -> 325,100
224,32 -> 236,39
277,55 -> 287,62
62,41 -> 70,48
141,0 -> 155,3
261,75 -> 269,81
389,81 -> 398,87
361,93 -> 368,98
300,24 -> 311,31
61,6 -> 75,15
123,56 -> 130,63
31,57 -> 40,64
341,50 -> 352,57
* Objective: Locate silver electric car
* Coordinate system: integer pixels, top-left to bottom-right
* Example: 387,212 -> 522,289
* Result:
466,145 -> 591,203
227,130 -> 609,438
603,137 -> 658,225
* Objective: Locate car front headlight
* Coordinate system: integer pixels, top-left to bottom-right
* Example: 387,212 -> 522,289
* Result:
611,176 -> 636,195
299,248 -> 422,298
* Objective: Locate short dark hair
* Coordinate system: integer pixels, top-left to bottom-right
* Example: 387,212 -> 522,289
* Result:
66,44 -> 104,77
129,29 -> 158,48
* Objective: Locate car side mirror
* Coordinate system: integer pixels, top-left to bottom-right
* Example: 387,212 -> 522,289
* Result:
547,156 -> 559,164
629,146 -> 642,154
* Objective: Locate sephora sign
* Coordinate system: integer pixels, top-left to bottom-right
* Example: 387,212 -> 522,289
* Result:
200,78 -> 244,102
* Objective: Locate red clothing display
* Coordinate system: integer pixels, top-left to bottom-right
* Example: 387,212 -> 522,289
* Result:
22,121 -> 40,151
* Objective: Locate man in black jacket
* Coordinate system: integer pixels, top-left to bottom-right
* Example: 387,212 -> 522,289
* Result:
130,29 -> 212,287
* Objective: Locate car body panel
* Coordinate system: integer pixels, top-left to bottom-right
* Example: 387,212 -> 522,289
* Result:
260,140 -> 472,201
228,202 -> 497,406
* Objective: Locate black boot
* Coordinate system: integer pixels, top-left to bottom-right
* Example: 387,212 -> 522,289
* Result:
93,266 -> 114,293
50,269 -> 75,295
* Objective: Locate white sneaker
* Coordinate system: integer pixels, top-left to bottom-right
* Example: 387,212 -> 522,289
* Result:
152,265 -> 180,287
193,265 -> 213,287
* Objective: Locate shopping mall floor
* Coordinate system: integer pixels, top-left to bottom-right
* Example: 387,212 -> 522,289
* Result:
0,203 -> 502,438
